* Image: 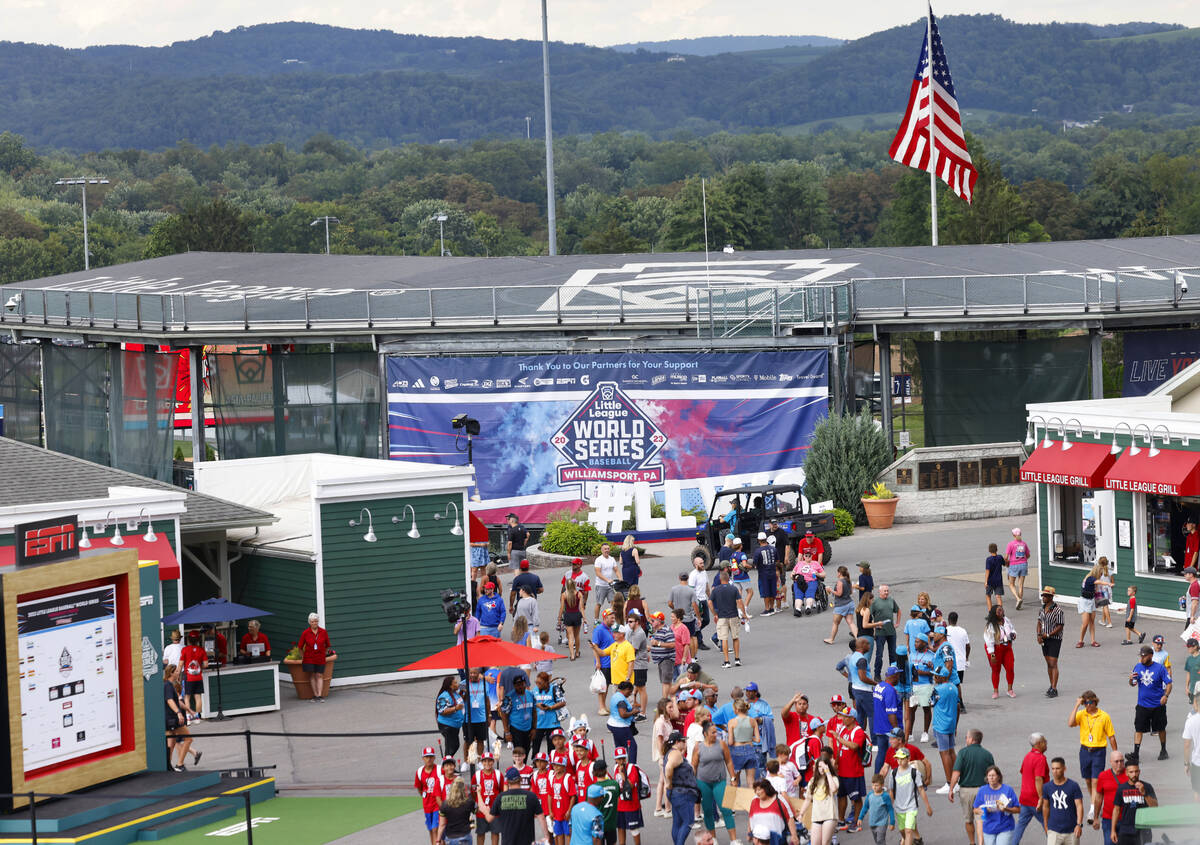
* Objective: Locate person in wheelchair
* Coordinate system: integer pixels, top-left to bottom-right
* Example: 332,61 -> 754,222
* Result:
791,548 -> 827,616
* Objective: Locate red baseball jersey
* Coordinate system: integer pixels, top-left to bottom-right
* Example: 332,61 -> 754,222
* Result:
475,768 -> 504,818
414,765 -> 443,813
531,766 -> 554,815
549,771 -> 577,820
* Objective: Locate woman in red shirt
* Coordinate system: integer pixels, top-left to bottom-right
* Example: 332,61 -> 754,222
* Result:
298,612 -> 332,701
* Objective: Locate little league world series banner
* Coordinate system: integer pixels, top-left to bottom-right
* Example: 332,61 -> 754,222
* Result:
386,352 -> 828,530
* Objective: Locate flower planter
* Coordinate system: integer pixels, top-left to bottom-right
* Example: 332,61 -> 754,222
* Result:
860,497 -> 900,530
281,656 -> 336,700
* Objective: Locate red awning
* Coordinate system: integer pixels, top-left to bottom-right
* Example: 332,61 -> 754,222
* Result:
1019,442 -> 1117,488
0,532 -> 181,580
468,511 -> 490,544
1104,446 -> 1200,497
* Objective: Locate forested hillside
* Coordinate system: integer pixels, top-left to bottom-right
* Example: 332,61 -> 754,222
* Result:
3,110 -> 1200,285
0,17 -> 1196,150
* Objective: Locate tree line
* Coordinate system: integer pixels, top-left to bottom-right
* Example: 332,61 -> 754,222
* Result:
3,116 -> 1200,283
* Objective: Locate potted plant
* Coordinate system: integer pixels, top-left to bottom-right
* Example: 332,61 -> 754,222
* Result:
281,643 -> 337,700
860,482 -> 900,530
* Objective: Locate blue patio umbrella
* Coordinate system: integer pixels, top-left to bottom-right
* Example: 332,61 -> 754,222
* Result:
161,597 -> 272,625
161,598 -> 273,721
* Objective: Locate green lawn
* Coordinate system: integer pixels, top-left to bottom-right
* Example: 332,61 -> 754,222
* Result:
157,796 -> 422,844
891,399 -> 925,452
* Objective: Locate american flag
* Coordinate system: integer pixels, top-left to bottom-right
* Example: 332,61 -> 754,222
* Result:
888,11 -> 977,203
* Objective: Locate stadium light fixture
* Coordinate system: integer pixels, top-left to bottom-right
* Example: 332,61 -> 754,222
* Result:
310,216 -> 340,255
55,176 -> 109,271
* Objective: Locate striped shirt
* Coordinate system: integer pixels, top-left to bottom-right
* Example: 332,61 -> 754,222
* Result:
649,625 -> 676,664
1039,603 -> 1065,640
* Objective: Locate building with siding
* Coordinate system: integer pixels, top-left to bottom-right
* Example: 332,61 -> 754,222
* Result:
1025,359 -> 1200,617
195,454 -> 475,686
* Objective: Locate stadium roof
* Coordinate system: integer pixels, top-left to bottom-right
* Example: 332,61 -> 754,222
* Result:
5,235 -> 1200,343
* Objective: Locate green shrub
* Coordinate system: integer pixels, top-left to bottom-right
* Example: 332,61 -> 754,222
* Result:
832,507 -> 855,537
804,412 -> 892,524
539,519 -> 608,557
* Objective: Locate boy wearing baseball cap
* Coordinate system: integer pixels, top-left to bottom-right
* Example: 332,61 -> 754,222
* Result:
415,747 -> 443,844
548,754 -> 577,845
475,751 -> 504,845
570,783 -> 607,845
613,746 -> 646,845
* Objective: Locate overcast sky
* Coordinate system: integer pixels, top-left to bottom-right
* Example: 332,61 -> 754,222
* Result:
3,0 -> 1197,48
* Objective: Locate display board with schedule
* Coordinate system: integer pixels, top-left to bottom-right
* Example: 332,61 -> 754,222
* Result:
17,584 -> 122,772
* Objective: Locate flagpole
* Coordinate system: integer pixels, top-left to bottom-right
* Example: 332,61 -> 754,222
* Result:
927,3 -> 938,246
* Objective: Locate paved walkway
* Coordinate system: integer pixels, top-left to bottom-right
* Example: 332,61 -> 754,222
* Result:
186,515 -> 1197,844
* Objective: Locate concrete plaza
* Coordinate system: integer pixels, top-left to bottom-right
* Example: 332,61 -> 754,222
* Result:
185,515 -> 1198,843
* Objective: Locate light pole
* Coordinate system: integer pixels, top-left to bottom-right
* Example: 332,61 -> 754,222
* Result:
431,213 -> 449,256
310,216 -> 340,254
55,177 -> 109,270
541,0 -> 558,255
525,116 -> 532,139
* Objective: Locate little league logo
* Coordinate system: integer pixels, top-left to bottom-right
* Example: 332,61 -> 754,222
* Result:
550,381 -> 666,487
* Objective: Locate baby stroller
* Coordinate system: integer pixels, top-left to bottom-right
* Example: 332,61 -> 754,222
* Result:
791,574 -> 830,616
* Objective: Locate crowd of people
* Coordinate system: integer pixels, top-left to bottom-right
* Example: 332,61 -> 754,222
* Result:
418,524 -> 1200,845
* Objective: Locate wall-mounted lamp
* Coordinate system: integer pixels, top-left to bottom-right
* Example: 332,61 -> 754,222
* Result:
1149,424 -> 1171,458
78,525 -> 92,549
1025,415 -> 1046,448
1111,421 -> 1134,456
1043,417 -> 1064,450
349,508 -> 377,543
127,508 -> 157,542
1130,423 -> 1152,457
98,510 -> 125,546
434,502 -> 463,536
1061,419 -> 1083,451
393,505 -> 421,540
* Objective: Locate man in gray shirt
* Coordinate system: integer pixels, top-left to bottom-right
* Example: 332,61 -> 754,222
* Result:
668,571 -> 699,660
625,610 -> 650,718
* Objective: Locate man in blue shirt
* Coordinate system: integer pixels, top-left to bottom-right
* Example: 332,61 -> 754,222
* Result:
1130,644 -> 1173,760
1040,756 -> 1084,842
904,605 -> 931,653
570,783 -> 606,845
475,581 -> 507,637
712,686 -> 744,729
465,667 -> 490,759
907,635 -> 936,744
745,682 -> 776,769
501,675 -> 538,754
846,638 -> 876,739
592,611 -> 616,713
930,665 -> 960,788
872,666 -> 903,774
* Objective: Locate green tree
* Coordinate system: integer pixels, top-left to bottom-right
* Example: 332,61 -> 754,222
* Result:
802,412 -> 893,524
143,198 -> 256,258
768,160 -> 834,248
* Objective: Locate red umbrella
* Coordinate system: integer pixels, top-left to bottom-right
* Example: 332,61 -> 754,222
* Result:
398,635 -> 567,672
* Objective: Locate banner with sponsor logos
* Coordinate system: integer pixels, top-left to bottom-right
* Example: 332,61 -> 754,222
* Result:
386,352 -> 828,529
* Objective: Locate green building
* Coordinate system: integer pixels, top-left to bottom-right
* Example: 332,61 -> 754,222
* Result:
195,454 -> 476,686
1025,361 -> 1200,618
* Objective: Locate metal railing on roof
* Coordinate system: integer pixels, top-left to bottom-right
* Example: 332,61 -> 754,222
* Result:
0,280 -> 853,338
3,266 -> 1197,338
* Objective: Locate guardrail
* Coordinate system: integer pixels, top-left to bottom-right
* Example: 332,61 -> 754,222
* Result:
0,281 -> 851,338
3,266 -> 1196,337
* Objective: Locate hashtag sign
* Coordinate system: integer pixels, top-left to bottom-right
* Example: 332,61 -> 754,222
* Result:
586,484 -> 633,533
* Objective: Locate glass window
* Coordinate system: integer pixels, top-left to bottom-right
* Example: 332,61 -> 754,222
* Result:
1140,495 -> 1200,575
1050,487 -> 1089,564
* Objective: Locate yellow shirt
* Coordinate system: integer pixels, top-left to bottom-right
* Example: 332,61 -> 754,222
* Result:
602,640 -> 636,684
1077,708 -> 1115,748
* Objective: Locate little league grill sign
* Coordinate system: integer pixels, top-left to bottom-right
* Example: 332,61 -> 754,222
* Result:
551,381 -> 666,486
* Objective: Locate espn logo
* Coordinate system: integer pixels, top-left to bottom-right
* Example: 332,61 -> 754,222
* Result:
16,515 -> 79,566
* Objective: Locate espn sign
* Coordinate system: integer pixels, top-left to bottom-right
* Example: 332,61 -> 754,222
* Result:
15,515 -> 80,566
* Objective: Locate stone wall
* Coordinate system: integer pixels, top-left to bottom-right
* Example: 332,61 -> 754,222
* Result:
878,442 -> 1034,524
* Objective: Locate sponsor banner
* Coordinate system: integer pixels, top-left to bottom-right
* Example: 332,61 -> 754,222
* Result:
1122,329 -> 1200,397
16,515 -> 79,566
387,352 -> 828,528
